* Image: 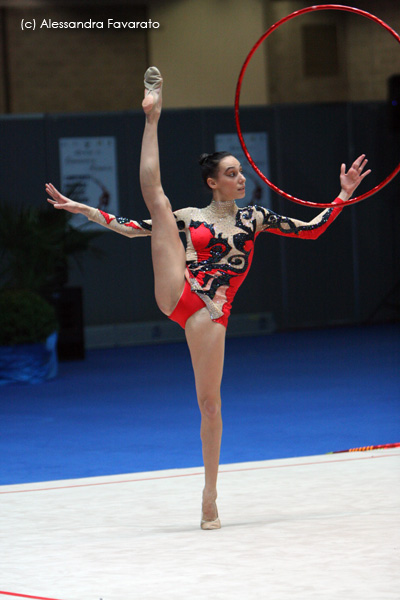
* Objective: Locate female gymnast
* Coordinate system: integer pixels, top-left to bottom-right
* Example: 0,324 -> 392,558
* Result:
46,67 -> 371,530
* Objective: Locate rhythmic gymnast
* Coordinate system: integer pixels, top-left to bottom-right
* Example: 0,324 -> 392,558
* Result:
46,67 -> 371,530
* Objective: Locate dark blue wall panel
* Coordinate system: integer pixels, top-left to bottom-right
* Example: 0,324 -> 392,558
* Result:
1,102 -> 398,330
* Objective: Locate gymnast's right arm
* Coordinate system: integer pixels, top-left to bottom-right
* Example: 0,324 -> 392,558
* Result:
45,182 -> 152,238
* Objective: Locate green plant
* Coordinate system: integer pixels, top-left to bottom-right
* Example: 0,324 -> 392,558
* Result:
0,202 -> 102,295
0,289 -> 58,345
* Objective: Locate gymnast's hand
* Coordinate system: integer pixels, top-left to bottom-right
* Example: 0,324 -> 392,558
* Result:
339,154 -> 371,201
46,183 -> 88,215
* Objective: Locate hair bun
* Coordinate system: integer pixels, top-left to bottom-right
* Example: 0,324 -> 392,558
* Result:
198,150 -> 232,189
198,153 -> 210,165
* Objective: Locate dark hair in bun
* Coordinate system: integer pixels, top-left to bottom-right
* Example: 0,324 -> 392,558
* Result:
198,151 -> 233,189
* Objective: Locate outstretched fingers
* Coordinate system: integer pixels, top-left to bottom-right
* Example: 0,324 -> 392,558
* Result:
352,154 -> 371,178
340,154 -> 372,199
46,183 -> 58,204
45,182 -> 55,196
45,183 -> 79,213
46,183 -> 62,207
342,154 -> 372,181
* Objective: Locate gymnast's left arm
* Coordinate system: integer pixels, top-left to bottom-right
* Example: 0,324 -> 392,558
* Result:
256,154 -> 371,240
46,182 -> 152,238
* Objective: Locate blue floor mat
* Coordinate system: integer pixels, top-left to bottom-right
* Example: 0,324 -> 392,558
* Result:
1,324 -> 399,485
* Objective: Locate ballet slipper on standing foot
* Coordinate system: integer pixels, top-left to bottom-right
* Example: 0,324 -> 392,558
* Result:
201,490 -> 221,530
142,66 -> 163,115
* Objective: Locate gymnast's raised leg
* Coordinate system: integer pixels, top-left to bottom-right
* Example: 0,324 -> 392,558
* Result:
140,68 -> 224,529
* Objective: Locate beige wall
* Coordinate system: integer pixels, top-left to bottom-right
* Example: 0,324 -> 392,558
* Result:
266,0 -> 400,104
149,0 -> 400,107
1,4 -> 148,113
345,0 -> 400,102
0,0 -> 398,113
148,0 -> 269,108
266,1 -> 349,103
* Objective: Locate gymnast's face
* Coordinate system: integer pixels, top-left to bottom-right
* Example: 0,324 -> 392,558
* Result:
208,155 -> 246,201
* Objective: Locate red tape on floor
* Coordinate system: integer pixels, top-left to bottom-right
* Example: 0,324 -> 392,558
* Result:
1,452 -> 399,495
0,592 -> 65,600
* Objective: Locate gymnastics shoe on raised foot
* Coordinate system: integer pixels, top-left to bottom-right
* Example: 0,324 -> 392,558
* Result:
144,66 -> 162,91
142,66 -> 163,113
201,503 -> 221,530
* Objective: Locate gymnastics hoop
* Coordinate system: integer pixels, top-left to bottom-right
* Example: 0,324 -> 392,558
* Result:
235,4 -> 400,208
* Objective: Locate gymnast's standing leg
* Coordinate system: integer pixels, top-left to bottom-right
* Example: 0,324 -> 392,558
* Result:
141,69 -> 224,528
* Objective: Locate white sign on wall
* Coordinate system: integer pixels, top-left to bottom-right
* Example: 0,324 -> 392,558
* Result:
59,136 -> 119,227
215,132 -> 271,209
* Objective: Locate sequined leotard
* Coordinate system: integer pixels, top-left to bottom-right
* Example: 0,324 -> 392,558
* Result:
88,198 -> 343,327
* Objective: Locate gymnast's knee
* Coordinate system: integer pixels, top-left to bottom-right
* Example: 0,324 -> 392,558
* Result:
199,396 -> 221,420
150,194 -> 173,215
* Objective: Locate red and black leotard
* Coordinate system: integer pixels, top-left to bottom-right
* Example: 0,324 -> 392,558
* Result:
88,198 -> 343,327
